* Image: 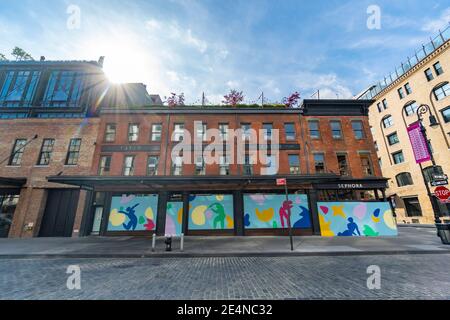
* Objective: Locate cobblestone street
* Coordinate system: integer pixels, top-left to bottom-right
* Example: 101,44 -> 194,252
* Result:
1,254 -> 449,300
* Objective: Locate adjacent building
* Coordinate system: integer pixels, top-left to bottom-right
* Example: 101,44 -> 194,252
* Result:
359,26 -> 450,224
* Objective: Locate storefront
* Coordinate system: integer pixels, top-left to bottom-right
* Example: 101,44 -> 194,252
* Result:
48,175 -> 398,238
0,177 -> 25,238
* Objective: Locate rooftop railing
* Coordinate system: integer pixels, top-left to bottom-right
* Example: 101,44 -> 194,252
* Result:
359,24 -> 450,100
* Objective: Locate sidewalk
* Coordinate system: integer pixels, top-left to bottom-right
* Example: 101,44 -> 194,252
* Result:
0,226 -> 449,258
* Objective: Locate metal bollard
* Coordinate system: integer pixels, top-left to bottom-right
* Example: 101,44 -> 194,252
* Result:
152,233 -> 156,252
180,233 -> 184,252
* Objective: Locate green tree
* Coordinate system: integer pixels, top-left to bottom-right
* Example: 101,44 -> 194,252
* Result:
11,47 -> 33,61
0,53 -> 7,61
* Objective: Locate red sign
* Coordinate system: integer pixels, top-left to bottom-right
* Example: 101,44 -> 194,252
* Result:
276,178 -> 287,186
407,122 -> 431,164
435,186 -> 450,203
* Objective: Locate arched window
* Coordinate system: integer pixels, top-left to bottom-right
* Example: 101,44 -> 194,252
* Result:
396,172 -> 413,187
423,165 -> 444,183
433,82 -> 450,101
404,101 -> 418,116
382,115 -> 394,128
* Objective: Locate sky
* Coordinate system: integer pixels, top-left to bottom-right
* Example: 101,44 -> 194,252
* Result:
0,0 -> 449,104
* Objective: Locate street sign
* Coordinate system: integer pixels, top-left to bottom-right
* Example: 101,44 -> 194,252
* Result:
434,186 -> 450,203
276,178 -> 287,186
431,180 -> 449,187
432,173 -> 448,181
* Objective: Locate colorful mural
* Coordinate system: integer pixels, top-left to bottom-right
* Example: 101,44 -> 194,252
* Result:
165,201 -> 183,236
188,194 -> 234,230
243,194 -> 311,229
107,194 -> 158,232
317,202 -> 397,237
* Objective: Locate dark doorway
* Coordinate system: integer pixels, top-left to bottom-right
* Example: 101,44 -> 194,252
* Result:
0,194 -> 20,238
39,189 -> 80,237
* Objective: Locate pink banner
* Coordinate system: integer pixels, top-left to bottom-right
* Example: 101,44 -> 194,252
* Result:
407,122 -> 431,164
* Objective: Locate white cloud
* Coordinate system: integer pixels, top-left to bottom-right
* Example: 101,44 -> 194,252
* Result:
422,8 -> 450,33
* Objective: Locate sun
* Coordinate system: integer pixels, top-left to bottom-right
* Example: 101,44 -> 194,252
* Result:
102,45 -> 148,84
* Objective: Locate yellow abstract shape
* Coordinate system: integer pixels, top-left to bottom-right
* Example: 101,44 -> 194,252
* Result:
226,215 -> 234,228
191,205 -> 207,226
331,205 -> 346,218
319,214 -> 335,237
109,209 -> 126,227
383,209 -> 397,230
216,194 -> 224,201
255,208 -> 274,222
371,216 -> 381,223
145,207 -> 154,220
177,207 -> 183,225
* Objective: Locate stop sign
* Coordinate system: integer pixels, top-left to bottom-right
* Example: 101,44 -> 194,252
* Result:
435,186 -> 450,202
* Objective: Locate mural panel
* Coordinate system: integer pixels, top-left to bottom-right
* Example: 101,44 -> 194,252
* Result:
188,194 -> 234,230
107,194 -> 158,232
244,194 -> 311,229
165,201 -> 183,236
317,201 -> 397,237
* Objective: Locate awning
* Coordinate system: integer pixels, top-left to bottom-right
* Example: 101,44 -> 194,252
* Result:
0,177 -> 27,188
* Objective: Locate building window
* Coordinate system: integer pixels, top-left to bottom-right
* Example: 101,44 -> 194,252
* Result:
433,83 -> 450,101
433,62 -> 444,76
360,154 -> 373,176
219,123 -> 229,141
195,156 -> 206,175
37,139 -> 55,165
0,71 -> 41,107
243,154 -> 253,175
382,99 -> 388,109
423,165 -> 444,183
147,156 -> 159,176
0,194 -> 20,238
128,124 -> 139,142
104,124 -> 116,142
308,121 -> 320,139
314,153 -> 325,173
330,121 -> 342,139
405,83 -> 412,95
441,106 -> 450,123
219,156 -> 230,175
392,151 -> 404,164
196,123 -> 207,141
263,123 -> 273,140
65,138 -> 81,165
284,123 -> 296,140
8,139 -> 27,166
171,156 -> 183,175
404,101 -> 418,116
173,123 -> 184,142
376,102 -> 382,113
337,154 -> 349,176
241,123 -> 251,140
387,132 -> 399,145
98,155 -> 111,175
352,121 -> 364,139
403,197 -> 422,217
288,155 -> 300,174
123,156 -> 135,176
43,71 -> 84,107
397,87 -> 405,99
425,68 -> 434,81
396,172 -> 413,187
151,124 -> 162,142
382,115 -> 394,128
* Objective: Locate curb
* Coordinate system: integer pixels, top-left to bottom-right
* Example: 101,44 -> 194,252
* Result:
1,249 -> 449,259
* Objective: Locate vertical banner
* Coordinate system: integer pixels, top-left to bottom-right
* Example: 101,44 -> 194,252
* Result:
407,121 -> 431,164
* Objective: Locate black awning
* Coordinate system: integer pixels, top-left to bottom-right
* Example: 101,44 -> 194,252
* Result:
0,177 -> 27,187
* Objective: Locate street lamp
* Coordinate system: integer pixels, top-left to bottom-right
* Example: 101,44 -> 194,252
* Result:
416,104 -> 442,225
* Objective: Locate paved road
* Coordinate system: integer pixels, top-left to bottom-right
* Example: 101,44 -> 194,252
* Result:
1,254 -> 449,299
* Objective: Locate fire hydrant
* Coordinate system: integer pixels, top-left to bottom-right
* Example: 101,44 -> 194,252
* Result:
165,237 -> 172,252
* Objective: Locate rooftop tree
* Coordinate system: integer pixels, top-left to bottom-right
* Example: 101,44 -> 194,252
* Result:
223,89 -> 244,107
166,93 -> 185,107
283,91 -> 301,108
11,47 -> 34,61
0,53 -> 7,61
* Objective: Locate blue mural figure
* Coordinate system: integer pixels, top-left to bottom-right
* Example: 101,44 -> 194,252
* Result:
293,206 -> 311,229
208,203 -> 226,229
119,203 -> 140,231
338,217 -> 361,236
244,214 -> 251,227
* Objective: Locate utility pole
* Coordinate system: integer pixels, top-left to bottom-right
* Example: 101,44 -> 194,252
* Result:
201,92 -> 205,106
261,92 -> 264,108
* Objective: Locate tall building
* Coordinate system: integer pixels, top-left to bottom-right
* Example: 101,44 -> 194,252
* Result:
359,26 -> 450,224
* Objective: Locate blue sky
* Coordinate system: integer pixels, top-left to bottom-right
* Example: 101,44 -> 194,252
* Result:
0,0 -> 449,103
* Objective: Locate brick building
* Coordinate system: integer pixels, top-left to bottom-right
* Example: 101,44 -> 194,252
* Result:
50,100 -> 397,238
